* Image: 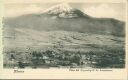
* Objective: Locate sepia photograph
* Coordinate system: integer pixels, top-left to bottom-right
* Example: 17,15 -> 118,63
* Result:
2,1 -> 126,69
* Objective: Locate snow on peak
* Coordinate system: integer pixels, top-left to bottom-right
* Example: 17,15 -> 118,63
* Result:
43,3 -> 73,14
43,3 -> 82,18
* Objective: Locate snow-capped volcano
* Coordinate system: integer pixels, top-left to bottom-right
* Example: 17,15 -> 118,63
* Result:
43,3 -> 85,18
4,3 -> 125,36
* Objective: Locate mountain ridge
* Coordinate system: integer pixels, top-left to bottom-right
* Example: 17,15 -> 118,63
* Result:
4,3 -> 125,37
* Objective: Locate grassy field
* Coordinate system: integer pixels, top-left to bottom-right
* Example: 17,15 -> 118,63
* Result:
3,43 -> 125,68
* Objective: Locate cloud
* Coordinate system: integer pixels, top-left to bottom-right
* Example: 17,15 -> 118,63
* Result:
24,4 -> 42,13
83,4 -> 122,20
4,4 -> 43,17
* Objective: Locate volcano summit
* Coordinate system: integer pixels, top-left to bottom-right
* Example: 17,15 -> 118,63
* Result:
43,3 -> 86,18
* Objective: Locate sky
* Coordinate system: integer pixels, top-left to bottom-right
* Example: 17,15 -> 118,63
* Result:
4,0 -> 126,3
4,2 -> 126,21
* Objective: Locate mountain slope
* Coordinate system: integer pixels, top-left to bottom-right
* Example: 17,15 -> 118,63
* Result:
3,28 -> 124,50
